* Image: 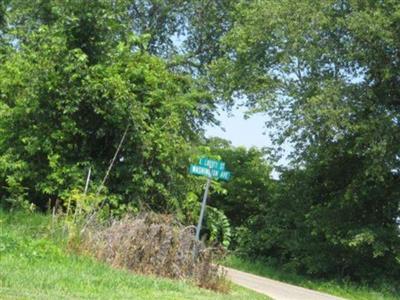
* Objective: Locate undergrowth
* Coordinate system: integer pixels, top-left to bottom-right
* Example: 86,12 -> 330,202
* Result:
0,210 -> 269,299
80,213 -> 229,292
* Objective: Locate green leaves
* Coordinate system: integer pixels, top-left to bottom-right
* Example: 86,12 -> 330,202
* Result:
205,206 -> 232,248
205,138 -> 274,228
0,1 -> 215,214
209,0 -> 400,281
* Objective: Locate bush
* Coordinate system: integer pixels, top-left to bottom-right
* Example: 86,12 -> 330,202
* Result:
81,213 -> 228,292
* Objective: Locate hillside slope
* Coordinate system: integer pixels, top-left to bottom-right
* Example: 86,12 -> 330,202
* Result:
0,211 -> 268,300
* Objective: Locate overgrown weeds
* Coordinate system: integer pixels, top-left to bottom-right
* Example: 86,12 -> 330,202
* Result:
80,213 -> 229,292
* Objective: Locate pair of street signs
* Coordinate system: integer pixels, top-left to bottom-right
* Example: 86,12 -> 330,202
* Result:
189,158 -> 231,181
189,157 -> 232,243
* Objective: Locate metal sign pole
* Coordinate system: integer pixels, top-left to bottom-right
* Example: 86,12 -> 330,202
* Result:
84,167 -> 91,195
195,176 -> 211,241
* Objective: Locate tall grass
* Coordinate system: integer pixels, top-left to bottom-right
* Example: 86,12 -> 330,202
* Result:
0,209 -> 270,300
80,213 -> 229,292
7,204 -> 229,292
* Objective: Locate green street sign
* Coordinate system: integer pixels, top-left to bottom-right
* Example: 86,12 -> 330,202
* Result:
199,158 -> 225,171
190,157 -> 232,244
189,164 -> 231,181
190,164 -> 217,178
218,170 -> 231,181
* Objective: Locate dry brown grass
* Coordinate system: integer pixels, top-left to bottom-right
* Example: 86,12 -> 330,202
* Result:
80,213 -> 229,292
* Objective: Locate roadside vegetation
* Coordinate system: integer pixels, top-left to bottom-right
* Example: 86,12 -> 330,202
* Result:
0,1 -> 399,298
81,213 -> 227,291
223,256 -> 399,300
0,210 -> 269,300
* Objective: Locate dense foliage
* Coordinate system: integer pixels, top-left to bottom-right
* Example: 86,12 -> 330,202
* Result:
172,138 -> 275,248
0,1 -> 213,212
213,0 -> 400,282
0,0 -> 399,288
202,138 -> 275,247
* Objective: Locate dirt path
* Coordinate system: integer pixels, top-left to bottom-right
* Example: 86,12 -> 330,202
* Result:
224,267 -> 346,300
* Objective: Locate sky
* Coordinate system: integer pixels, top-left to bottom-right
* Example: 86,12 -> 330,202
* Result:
204,106 -> 292,179
204,105 -> 272,149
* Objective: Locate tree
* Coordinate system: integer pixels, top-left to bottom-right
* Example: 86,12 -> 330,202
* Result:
0,0 -> 9,52
126,0 -> 236,67
211,0 -> 400,280
0,1 -> 213,212
128,0 -> 188,56
0,1 -> 6,28
205,138 -> 274,227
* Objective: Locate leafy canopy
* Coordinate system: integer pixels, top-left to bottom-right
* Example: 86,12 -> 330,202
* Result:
0,0 -> 213,212
211,0 -> 400,280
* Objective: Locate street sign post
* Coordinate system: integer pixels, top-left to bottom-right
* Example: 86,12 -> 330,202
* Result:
195,177 -> 211,241
189,158 -> 232,243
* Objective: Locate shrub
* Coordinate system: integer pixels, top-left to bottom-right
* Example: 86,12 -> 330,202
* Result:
81,213 -> 228,292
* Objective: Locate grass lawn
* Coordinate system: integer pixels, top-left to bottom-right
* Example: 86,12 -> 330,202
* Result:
222,255 -> 400,300
0,210 -> 269,300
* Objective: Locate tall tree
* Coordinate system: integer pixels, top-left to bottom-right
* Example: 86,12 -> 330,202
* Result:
127,0 -> 236,66
0,0 -> 213,211
0,0 -> 9,50
212,0 -> 400,279
128,0 -> 188,56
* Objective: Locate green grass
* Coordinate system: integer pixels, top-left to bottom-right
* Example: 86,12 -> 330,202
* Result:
222,255 -> 400,300
0,210 -> 269,300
